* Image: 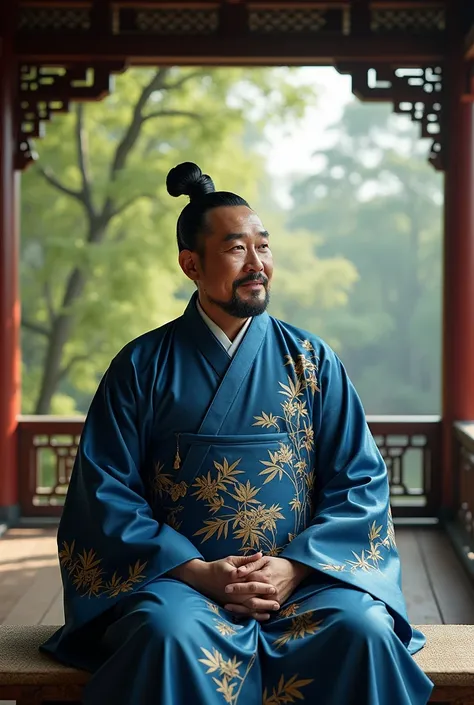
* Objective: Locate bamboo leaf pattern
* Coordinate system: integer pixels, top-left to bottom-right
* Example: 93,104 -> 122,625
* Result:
59,541 -> 147,598
198,648 -> 256,704
320,507 -> 397,574
263,674 -> 314,704
152,340 -> 319,555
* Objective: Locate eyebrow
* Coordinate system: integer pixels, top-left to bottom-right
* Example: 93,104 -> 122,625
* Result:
223,230 -> 270,243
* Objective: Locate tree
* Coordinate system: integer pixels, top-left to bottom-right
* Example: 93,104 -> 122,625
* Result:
288,101 -> 443,414
21,67 -> 323,414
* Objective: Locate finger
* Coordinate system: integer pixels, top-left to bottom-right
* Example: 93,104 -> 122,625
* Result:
229,552 -> 263,568
225,598 -> 279,613
224,602 -> 276,619
225,581 -> 276,596
242,569 -> 271,584
235,556 -> 268,578
245,597 -> 280,612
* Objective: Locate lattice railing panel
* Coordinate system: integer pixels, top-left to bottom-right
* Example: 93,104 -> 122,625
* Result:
18,418 -> 84,516
455,424 -> 474,546
17,416 -> 441,518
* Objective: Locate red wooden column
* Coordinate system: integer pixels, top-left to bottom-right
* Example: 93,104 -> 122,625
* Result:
441,39 -> 474,510
0,3 -> 20,523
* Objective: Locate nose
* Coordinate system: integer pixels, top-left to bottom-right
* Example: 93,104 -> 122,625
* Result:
243,247 -> 264,273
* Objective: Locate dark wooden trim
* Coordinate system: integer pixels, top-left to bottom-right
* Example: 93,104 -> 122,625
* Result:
14,33 -> 446,64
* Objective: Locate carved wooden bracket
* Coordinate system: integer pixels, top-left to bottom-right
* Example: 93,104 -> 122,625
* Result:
16,62 -> 127,170
335,63 -> 444,170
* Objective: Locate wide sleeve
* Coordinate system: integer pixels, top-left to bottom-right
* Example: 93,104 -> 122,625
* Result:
56,348 -> 204,632
280,345 -> 417,649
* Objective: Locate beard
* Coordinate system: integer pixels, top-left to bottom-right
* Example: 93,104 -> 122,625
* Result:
208,273 -> 270,318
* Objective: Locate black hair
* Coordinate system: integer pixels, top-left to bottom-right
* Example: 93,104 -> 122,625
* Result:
166,162 -> 250,253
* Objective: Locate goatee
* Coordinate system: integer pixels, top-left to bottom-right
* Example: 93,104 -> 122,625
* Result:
208,274 -> 270,318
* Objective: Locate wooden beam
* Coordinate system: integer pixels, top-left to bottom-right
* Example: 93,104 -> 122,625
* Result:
466,24 -> 474,60
15,33 -> 445,64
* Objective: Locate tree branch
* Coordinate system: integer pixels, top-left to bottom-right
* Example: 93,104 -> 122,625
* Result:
111,193 -> 155,218
110,68 -> 171,178
95,69 -> 171,228
43,281 -> 56,325
21,318 -> 51,337
142,109 -> 201,123
161,70 -> 207,92
57,354 -> 90,382
75,103 -> 96,219
36,165 -> 84,202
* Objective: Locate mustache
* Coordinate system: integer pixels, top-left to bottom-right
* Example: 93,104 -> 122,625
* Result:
234,273 -> 268,288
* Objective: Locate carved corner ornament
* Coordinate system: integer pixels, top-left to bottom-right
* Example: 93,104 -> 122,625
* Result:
335,63 -> 445,171
16,62 -> 127,170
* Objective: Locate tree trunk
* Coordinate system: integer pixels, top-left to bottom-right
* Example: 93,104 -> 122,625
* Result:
34,267 -> 87,414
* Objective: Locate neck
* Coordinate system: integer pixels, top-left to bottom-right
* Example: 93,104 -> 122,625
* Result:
198,294 -> 248,341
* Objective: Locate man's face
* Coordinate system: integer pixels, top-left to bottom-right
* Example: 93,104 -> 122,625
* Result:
192,205 -> 273,318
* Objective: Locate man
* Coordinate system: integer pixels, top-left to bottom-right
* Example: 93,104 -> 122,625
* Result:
42,162 -> 433,704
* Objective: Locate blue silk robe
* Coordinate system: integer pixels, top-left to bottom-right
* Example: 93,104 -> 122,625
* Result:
42,292 -> 433,704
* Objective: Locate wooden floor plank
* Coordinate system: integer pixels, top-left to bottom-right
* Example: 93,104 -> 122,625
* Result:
2,563 -> 62,625
417,527 -> 474,624
2,526 -> 474,634
0,528 -> 58,625
395,527 -> 443,624
41,588 -> 64,625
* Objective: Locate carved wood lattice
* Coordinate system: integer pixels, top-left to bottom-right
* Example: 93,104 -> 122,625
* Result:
17,418 -> 440,517
336,64 -> 444,170
16,62 -> 126,170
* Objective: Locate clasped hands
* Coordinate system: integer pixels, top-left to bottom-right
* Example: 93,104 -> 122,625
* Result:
174,552 -> 311,622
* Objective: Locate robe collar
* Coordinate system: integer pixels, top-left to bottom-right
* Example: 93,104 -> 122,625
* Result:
196,297 -> 251,357
181,291 -> 269,378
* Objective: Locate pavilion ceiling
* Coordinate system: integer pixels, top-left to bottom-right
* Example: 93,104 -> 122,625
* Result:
8,1 -> 474,170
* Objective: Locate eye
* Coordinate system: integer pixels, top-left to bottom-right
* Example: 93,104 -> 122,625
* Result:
231,245 -> 245,251
259,243 -> 270,250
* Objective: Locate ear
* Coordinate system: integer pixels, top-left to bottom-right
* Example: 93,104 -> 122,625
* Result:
178,249 -> 201,282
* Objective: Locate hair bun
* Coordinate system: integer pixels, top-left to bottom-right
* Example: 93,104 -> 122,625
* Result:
166,162 -> 215,201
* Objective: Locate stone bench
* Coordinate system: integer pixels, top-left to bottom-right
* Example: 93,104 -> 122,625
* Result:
0,624 -> 474,704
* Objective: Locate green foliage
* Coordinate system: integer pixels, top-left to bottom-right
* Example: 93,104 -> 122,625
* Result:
21,69 -> 442,417
288,101 -> 443,413
20,67 -> 326,414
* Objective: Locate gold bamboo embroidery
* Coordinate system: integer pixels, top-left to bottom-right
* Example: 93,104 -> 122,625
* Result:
214,621 -> 238,637
279,603 -> 299,618
263,674 -> 314,705
192,457 -> 285,554
153,340 -> 319,551
320,508 -> 397,574
198,649 -> 256,704
153,461 -> 188,530
254,339 -> 319,539
273,611 -> 323,649
58,540 -> 147,598
205,600 -> 242,637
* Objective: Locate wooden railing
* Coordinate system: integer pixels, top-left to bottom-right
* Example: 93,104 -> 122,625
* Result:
17,415 -> 442,518
454,422 -> 474,546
